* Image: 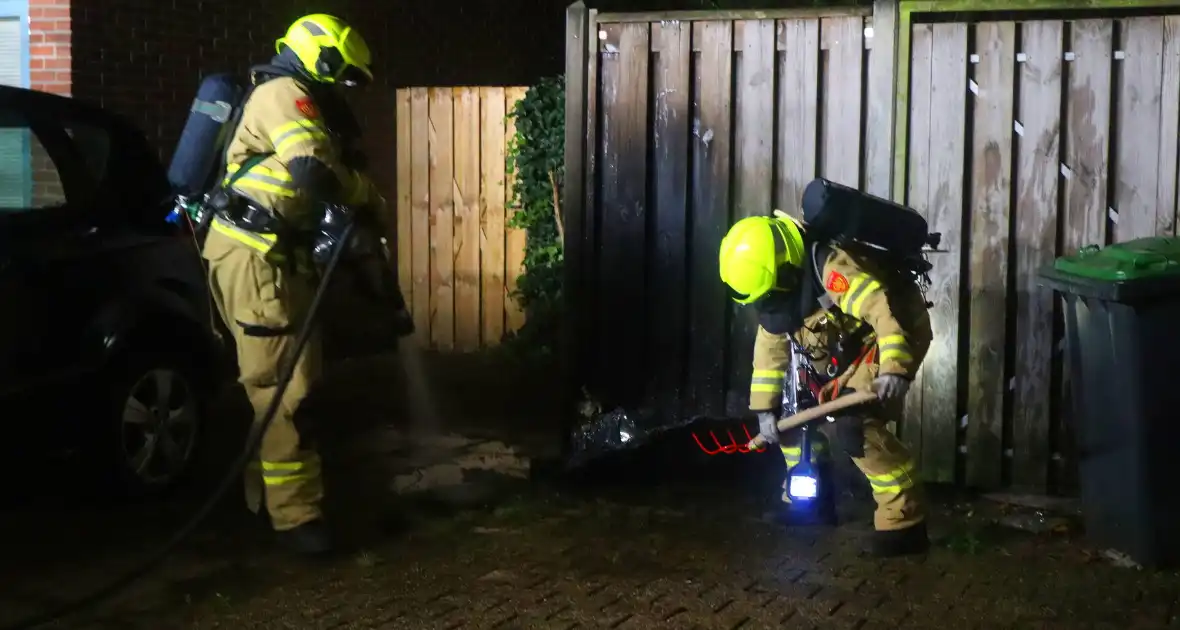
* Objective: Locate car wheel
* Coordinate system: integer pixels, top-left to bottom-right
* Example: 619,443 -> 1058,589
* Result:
102,352 -> 208,497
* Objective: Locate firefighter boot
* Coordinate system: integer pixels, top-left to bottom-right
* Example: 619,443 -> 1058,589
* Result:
278,519 -> 334,556
870,521 -> 929,558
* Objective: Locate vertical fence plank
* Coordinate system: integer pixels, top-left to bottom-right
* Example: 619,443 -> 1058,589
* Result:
651,21 -> 691,419
775,19 -> 820,214
1063,20 -> 1112,254
598,22 -> 650,406
1060,19 -> 1112,491
903,23 -> 933,468
729,18 -> 776,413
582,10 -> 600,388
865,0 -> 899,198
1114,17 -> 1164,242
688,20 -> 733,418
599,22 -> 646,408
480,87 -> 507,346
410,88 -> 432,346
395,89 -> 413,322
453,87 -> 482,351
505,87 -> 529,334
820,16 -> 864,187
966,21 -> 1015,489
920,23 -> 968,484
1158,17 -> 1180,236
428,88 -> 455,351
1012,20 -> 1063,493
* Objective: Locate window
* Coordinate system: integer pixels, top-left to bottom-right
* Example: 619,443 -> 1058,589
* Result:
0,127 -> 65,211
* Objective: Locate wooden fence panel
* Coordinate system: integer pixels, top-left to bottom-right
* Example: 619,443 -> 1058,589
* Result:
965,21 -> 1015,490
395,86 -> 529,352
576,10 -> 875,423
1011,20 -> 1063,492
570,5 -> 1180,492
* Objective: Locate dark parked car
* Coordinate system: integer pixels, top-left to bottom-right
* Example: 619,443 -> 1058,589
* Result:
0,86 -> 228,496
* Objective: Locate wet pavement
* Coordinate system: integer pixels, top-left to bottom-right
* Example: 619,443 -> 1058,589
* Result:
2,355 -> 1179,630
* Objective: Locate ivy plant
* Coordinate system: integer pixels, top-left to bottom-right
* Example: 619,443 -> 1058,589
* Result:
504,75 -> 565,357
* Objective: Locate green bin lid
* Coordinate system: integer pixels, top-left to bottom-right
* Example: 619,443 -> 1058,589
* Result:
1053,236 -> 1180,281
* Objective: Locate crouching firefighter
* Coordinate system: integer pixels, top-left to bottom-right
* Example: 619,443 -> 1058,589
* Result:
188,14 -> 410,555
718,178 -> 938,558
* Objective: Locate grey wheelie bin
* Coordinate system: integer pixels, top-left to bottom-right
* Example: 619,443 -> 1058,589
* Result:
1039,236 -> 1180,569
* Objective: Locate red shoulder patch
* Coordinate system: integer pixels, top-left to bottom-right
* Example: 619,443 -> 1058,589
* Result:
825,270 -> 849,293
295,97 -> 319,119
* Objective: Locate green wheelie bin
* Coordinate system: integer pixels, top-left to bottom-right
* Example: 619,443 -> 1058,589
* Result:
1039,236 -> 1180,569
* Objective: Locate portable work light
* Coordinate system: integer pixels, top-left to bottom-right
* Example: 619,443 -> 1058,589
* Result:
786,424 -> 822,502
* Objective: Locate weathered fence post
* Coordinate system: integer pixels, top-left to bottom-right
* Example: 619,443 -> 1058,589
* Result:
865,0 -> 900,200
561,1 -> 590,456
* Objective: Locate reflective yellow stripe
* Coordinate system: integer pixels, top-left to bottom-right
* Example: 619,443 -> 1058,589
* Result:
751,368 -> 785,394
863,460 -> 917,495
224,162 -> 297,198
878,334 -> 913,364
261,456 -> 321,487
269,119 -> 329,156
226,162 -> 292,180
210,216 -> 278,254
838,274 -> 881,319
234,176 -> 297,198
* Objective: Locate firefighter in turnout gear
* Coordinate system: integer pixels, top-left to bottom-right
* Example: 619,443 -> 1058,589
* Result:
201,14 -> 379,555
719,212 -> 933,557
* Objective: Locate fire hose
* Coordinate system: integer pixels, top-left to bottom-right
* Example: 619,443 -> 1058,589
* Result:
0,219 -> 359,630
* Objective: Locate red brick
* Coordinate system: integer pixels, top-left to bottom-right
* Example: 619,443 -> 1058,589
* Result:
30,44 -> 56,57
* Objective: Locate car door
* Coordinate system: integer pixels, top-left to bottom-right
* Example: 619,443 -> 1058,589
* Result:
0,105 -> 96,395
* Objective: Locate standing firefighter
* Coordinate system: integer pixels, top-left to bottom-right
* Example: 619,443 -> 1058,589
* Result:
718,179 -> 936,557
202,14 -> 381,555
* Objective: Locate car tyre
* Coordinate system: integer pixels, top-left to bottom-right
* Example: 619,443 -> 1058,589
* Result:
97,347 -> 210,500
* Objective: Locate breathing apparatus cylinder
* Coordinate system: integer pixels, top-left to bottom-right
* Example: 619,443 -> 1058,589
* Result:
166,73 -> 247,197
800,178 -> 939,257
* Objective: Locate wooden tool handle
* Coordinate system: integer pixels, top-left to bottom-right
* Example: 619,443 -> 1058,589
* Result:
747,391 -> 879,449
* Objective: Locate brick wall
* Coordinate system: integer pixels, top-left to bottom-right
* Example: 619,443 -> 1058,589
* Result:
29,0 -> 69,206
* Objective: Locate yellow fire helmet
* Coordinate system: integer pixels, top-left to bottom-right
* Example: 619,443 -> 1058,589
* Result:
277,14 -> 373,87
718,213 -> 806,305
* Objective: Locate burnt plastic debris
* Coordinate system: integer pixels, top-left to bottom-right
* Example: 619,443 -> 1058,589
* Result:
566,407 -> 648,468
562,406 -> 759,470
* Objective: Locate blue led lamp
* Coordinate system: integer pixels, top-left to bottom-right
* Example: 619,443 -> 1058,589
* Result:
787,424 -> 821,501
777,341 -> 838,526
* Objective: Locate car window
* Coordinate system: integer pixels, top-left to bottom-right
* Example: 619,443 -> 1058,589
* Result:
0,117 -> 67,212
